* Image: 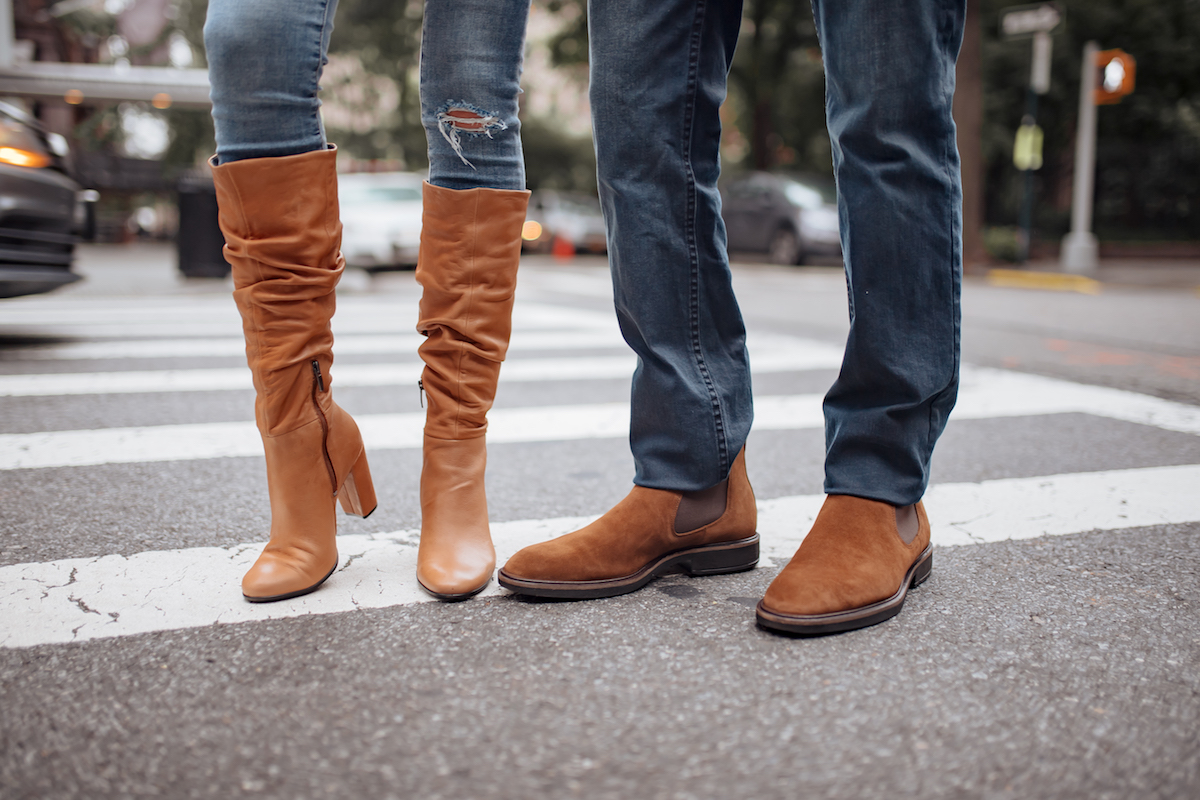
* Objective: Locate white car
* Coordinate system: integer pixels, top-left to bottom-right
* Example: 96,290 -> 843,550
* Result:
338,171 -> 424,270
521,190 -> 608,254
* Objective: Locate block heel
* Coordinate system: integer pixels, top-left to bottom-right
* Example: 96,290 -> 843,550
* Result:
338,449 -> 377,518
679,535 -> 760,576
911,547 -> 933,588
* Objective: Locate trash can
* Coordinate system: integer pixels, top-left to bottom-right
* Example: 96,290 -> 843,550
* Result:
176,174 -> 229,278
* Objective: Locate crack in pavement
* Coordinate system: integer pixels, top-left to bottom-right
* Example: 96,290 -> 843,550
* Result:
31,565 -> 80,600
68,594 -> 101,616
338,552 -> 366,573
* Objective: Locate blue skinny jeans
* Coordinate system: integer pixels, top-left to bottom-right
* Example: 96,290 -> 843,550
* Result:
203,0 -> 964,505
204,0 -> 528,189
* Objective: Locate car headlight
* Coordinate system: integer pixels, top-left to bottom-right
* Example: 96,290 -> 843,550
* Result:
0,145 -> 50,168
0,118 -> 53,168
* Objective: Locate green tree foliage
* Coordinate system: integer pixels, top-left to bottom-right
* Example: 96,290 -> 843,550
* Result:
325,0 -> 426,167
521,116 -> 597,194
983,0 -> 1200,239
542,0 -> 588,68
95,0 -> 1195,240
726,0 -> 823,175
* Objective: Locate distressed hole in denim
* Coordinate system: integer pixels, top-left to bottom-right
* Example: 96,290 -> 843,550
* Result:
436,103 -> 508,169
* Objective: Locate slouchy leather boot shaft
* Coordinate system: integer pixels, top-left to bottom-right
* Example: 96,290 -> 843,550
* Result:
213,147 -> 343,438
211,147 -> 376,603
416,182 -> 529,439
415,182 -> 529,599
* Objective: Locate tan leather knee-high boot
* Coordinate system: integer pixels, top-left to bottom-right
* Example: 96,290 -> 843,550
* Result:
415,182 -> 529,600
212,146 -> 377,603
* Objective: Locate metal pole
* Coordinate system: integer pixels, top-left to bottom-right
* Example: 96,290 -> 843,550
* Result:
1018,31 -> 1052,264
0,0 -> 14,68
1017,91 -> 1038,264
1062,41 -> 1099,274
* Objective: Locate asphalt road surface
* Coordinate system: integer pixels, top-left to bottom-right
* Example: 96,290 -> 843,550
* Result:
2,245 -> 1198,799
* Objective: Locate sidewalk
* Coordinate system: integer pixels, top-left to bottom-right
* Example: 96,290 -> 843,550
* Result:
985,257 -> 1200,292
27,244 -> 1200,302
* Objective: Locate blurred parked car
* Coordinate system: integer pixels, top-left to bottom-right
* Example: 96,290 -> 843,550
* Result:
0,100 -> 96,298
522,190 -> 607,254
720,172 -> 841,265
338,171 -> 424,270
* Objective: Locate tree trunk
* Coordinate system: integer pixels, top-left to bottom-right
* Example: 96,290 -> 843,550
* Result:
954,1 -> 985,271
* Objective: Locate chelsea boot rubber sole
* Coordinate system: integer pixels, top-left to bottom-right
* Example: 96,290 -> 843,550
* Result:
497,534 -> 760,600
755,544 -> 933,636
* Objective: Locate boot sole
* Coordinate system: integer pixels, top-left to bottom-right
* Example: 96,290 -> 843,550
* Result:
497,534 -> 760,600
418,574 -> 492,602
755,544 -> 933,636
243,560 -> 339,604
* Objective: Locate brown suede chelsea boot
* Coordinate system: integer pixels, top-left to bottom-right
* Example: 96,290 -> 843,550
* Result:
756,495 -> 932,635
498,448 -> 759,599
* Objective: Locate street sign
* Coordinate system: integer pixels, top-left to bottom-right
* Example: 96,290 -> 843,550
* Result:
1031,28 -> 1053,94
1000,2 -> 1065,39
1094,49 -> 1136,105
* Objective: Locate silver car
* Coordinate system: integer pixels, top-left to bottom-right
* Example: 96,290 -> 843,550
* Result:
521,190 -> 608,255
0,100 -> 92,298
721,172 -> 842,265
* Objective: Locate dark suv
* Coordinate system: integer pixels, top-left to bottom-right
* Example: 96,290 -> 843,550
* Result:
0,100 -> 93,298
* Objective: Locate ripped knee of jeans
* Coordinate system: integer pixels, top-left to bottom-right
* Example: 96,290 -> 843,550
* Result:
435,102 -> 508,169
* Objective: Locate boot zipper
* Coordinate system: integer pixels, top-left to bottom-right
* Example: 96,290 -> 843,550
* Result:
417,378 -> 425,408
310,359 -> 337,493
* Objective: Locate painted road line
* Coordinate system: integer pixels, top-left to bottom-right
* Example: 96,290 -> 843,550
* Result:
0,306 -> 612,340
762,463 -> 1200,551
986,269 -> 1103,295
954,367 -> 1200,436
0,345 -> 845,397
2,369 -> 1199,470
0,301 -> 616,333
3,329 -> 633,362
3,463 -> 1198,649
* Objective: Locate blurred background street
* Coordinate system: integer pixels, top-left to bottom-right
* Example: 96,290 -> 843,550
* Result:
2,0 -> 1199,797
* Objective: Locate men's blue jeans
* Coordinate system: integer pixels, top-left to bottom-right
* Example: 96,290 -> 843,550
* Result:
813,0 -> 965,506
589,0 -> 963,504
204,0 -> 964,506
588,0 -> 752,492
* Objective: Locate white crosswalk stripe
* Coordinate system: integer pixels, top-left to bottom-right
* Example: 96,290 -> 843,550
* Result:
0,300 -> 615,336
2,284 -> 1198,654
2,330 -> 628,361
2,367 -> 1198,470
4,464 -> 1198,649
0,346 -> 846,397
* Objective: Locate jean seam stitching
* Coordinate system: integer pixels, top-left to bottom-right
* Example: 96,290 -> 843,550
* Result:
683,0 -> 729,479
924,14 -> 963,497
313,0 -> 334,146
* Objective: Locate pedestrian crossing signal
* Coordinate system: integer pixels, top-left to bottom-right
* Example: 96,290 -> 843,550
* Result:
1094,49 -> 1135,105
1013,122 -> 1044,171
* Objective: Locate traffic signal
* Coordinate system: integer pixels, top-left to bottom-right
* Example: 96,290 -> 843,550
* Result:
1094,49 -> 1135,105
1013,121 -> 1044,171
